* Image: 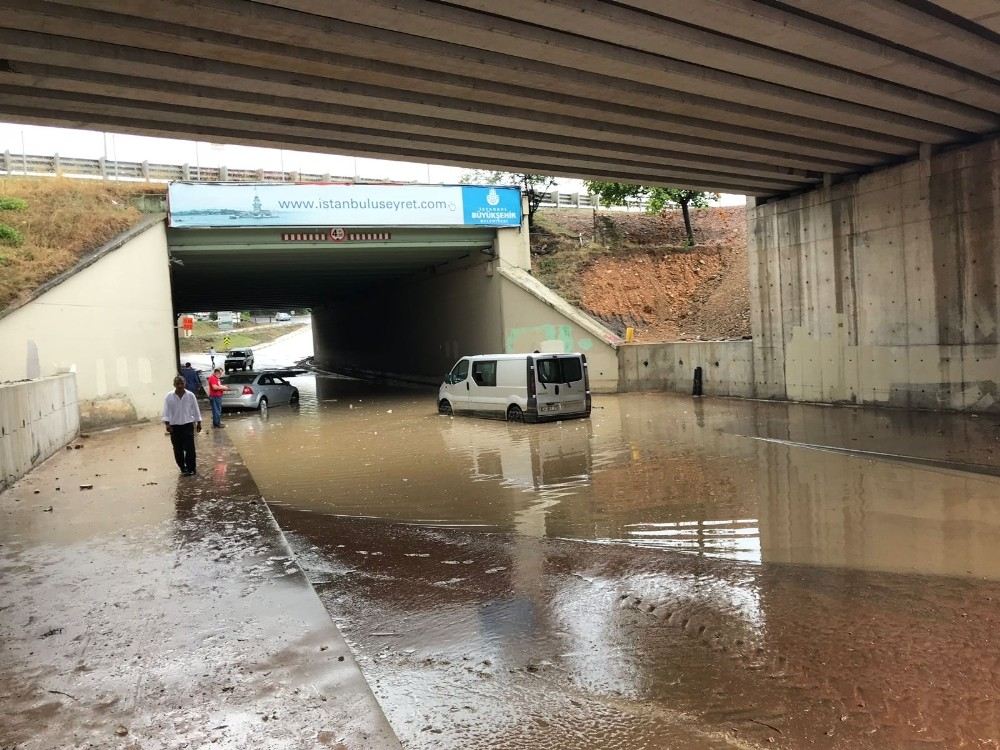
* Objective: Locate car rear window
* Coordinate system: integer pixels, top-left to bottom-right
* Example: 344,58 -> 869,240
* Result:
222,374 -> 255,384
537,357 -> 583,384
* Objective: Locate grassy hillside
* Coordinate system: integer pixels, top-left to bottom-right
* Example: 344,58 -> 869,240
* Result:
178,320 -> 308,354
531,207 -> 750,342
0,177 -> 165,312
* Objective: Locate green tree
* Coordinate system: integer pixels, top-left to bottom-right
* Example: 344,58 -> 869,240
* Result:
585,182 -> 717,246
461,170 -> 557,227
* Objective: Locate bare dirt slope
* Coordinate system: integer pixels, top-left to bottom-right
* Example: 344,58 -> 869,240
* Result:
0,177 -> 164,312
531,207 -> 750,342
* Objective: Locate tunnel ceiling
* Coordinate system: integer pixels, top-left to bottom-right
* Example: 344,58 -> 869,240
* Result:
167,226 -> 497,310
1,1 -> 998,197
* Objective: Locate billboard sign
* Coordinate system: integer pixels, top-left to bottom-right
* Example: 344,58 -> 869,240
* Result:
167,183 -> 523,228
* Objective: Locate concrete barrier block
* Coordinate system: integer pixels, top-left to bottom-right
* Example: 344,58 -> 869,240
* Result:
0,375 -> 79,491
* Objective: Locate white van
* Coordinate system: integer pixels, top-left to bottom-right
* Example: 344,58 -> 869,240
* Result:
438,353 -> 591,422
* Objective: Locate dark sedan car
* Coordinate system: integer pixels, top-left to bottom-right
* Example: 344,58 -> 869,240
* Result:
224,348 -> 254,373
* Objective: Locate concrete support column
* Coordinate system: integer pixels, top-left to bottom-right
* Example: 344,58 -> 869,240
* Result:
219,165 -> 228,181
494,194 -> 531,272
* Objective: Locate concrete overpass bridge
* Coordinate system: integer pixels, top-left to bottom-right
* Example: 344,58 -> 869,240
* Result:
0,1 -> 997,197
0,1 -> 999,418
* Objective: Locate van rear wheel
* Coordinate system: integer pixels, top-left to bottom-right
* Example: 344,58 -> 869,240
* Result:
438,399 -> 453,416
506,405 -> 524,423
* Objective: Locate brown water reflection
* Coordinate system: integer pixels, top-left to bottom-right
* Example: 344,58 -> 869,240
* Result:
225,376 -> 1000,748
230,375 -> 1000,579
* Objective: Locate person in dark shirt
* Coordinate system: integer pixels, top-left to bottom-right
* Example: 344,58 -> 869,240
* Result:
179,362 -> 203,397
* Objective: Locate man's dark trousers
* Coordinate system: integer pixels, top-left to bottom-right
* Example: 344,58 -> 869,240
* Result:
169,422 -> 197,474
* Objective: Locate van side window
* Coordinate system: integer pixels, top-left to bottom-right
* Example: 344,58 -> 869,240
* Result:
451,359 -> 470,383
472,360 -> 497,387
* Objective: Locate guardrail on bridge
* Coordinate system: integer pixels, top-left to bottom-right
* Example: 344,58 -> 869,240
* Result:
1,151 -> 649,210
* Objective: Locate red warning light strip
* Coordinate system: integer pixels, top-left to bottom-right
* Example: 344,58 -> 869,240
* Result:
280,232 -> 393,242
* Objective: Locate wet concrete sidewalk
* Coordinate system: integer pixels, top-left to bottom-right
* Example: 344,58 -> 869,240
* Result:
0,423 -> 400,749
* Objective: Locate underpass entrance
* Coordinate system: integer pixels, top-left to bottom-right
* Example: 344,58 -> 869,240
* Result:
166,182 -> 621,391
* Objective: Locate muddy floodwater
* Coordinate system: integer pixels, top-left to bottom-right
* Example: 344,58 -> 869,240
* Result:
225,375 -> 1000,748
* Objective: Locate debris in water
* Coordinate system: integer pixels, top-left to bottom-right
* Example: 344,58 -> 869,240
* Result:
79,484 -> 93,490
47,689 -> 79,701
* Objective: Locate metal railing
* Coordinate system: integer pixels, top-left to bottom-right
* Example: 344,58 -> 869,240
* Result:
0,151 -> 636,209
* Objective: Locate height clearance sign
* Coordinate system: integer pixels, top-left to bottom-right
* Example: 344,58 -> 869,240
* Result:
167,183 -> 523,228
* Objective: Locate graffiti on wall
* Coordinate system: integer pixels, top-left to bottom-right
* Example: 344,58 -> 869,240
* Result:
505,324 -> 594,355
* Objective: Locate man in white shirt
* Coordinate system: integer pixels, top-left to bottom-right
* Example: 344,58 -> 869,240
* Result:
163,375 -> 202,476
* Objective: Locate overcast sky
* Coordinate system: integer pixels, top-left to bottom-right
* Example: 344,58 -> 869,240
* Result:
0,122 -> 745,206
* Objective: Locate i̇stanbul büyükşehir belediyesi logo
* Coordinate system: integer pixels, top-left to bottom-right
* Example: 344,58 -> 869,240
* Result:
486,187 -> 501,206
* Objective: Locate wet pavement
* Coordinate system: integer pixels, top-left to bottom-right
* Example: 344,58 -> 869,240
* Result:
220,375 -> 1000,748
0,422 -> 400,749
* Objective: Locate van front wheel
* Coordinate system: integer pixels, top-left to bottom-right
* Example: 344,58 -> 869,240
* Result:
506,405 -> 524,423
438,399 -> 453,416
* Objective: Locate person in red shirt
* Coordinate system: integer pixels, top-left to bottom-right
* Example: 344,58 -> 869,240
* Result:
207,367 -> 228,428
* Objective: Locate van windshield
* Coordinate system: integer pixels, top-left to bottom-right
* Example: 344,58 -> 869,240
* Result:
449,359 -> 469,383
537,357 -> 583,384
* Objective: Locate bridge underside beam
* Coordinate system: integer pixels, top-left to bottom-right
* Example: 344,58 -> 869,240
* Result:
0,0 -> 997,197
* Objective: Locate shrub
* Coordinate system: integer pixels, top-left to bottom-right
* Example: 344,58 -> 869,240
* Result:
0,223 -> 24,246
0,197 -> 28,211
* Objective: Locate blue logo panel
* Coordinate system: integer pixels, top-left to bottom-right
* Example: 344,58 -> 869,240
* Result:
461,186 -> 522,227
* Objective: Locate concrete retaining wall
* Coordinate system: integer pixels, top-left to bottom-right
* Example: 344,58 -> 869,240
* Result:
499,266 -> 621,392
618,341 -> 755,396
749,135 -> 1000,412
0,374 -> 79,491
0,217 -> 176,428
